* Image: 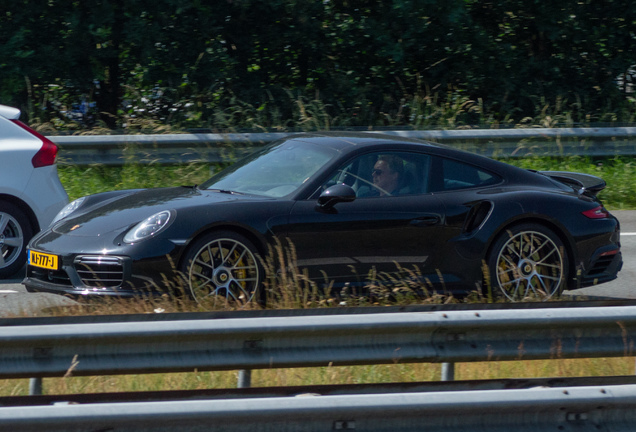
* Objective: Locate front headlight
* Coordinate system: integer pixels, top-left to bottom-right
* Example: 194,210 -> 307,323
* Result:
123,210 -> 173,244
51,197 -> 87,225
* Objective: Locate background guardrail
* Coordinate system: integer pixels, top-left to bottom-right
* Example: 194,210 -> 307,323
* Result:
49,127 -> 636,165
2,302 -> 636,430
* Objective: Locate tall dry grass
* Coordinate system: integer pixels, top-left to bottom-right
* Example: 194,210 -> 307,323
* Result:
2,241 -> 629,397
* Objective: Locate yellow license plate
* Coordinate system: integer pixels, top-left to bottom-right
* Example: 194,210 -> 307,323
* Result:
29,250 -> 59,270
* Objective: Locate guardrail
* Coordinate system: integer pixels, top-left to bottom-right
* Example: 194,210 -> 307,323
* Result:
2,383 -> 636,432
48,127 -> 636,165
1,303 -> 636,430
2,305 -> 635,380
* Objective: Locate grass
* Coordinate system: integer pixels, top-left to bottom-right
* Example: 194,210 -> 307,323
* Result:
58,155 -> 636,209
1,358 -> 633,397
503,155 -> 636,210
57,162 -> 214,201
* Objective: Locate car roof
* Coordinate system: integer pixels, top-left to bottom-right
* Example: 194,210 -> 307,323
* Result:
282,131 -> 550,187
284,131 -> 506,167
286,131 -> 438,151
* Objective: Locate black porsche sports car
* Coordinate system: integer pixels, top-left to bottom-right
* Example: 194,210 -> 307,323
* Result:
24,132 -> 622,303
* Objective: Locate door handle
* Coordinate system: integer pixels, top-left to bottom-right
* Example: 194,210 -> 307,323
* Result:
410,216 -> 440,227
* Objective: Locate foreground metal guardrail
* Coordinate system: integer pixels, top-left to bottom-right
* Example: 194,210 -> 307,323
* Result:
1,305 -> 635,379
49,127 -> 636,165
2,304 -> 636,430
6,375 -> 636,406
1,384 -> 636,431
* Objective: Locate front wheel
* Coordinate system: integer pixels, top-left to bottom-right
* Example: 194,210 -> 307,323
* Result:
486,223 -> 568,301
180,231 -> 263,307
0,202 -> 34,278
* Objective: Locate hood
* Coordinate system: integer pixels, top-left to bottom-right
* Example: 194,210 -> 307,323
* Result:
53,187 -> 261,236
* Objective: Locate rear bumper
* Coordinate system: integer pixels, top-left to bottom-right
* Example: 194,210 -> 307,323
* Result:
577,248 -> 622,288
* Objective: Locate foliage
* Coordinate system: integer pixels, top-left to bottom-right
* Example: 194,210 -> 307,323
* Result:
1,1 -> 635,130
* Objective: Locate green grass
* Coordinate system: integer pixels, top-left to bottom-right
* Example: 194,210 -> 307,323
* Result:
57,163 -> 214,201
1,358 -> 633,397
503,156 -> 636,210
58,155 -> 636,209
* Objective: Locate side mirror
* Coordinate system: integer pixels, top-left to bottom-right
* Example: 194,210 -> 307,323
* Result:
317,184 -> 356,210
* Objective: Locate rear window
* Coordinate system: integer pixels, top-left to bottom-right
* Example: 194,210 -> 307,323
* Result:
434,158 -> 500,191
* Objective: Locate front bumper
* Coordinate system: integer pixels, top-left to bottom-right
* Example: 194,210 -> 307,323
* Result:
23,276 -> 142,298
24,251 -> 186,298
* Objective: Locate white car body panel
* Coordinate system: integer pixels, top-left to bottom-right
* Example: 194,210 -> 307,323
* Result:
0,105 -> 20,120
22,165 -> 70,230
0,104 -> 69,277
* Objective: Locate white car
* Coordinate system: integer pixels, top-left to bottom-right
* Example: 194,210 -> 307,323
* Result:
0,104 -> 69,278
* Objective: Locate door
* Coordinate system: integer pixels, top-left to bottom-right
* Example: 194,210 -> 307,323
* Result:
284,151 -> 448,288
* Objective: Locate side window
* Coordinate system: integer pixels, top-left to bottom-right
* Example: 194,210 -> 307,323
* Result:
320,151 -> 430,198
438,158 -> 500,191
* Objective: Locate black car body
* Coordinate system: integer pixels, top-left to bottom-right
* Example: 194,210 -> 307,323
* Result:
24,133 -> 622,302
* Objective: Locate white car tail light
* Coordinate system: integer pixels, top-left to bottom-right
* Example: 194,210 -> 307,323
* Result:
10,120 -> 59,167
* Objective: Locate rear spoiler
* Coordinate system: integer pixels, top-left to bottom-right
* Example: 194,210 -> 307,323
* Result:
537,171 -> 606,196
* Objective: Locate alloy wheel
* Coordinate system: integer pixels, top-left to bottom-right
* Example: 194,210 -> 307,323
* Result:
188,237 -> 260,305
0,211 -> 24,271
495,230 -> 564,301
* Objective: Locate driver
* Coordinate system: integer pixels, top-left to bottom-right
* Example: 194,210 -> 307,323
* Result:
359,155 -> 405,197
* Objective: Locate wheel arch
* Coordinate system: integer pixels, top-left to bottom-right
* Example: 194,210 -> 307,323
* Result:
0,194 -> 40,233
485,216 -> 576,283
177,223 -> 270,269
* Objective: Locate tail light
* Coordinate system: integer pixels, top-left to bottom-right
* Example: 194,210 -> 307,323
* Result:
11,120 -> 58,167
582,206 -> 610,219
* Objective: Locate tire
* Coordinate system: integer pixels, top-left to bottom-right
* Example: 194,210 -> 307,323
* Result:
0,202 -> 34,278
486,223 -> 568,301
180,231 -> 263,306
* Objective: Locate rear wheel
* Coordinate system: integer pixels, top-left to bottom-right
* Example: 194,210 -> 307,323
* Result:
0,202 -> 34,278
487,223 -> 568,301
180,231 -> 263,307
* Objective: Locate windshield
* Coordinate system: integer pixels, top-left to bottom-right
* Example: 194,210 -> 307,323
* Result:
200,139 -> 339,197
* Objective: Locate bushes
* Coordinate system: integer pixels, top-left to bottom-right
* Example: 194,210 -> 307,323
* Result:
1,1 -> 635,130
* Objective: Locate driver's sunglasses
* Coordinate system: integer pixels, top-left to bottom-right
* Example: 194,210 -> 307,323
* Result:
372,169 -> 383,176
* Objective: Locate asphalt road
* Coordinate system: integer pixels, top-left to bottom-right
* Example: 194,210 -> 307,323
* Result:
2,211 -> 635,317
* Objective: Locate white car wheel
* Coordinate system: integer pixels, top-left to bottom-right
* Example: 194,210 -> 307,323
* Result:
0,202 -> 33,278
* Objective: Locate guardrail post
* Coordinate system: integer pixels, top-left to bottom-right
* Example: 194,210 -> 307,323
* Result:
238,369 -> 252,388
29,377 -> 43,395
441,363 -> 455,381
